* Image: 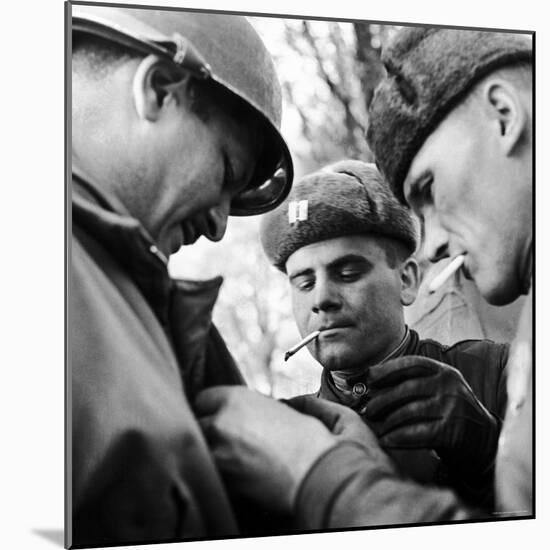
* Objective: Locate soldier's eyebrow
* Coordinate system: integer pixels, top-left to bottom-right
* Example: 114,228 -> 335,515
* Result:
327,254 -> 369,271
288,267 -> 314,281
288,254 -> 370,281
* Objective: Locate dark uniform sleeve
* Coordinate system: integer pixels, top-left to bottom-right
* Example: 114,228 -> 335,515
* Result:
416,337 -> 509,507
295,442 -> 482,529
418,337 -> 509,419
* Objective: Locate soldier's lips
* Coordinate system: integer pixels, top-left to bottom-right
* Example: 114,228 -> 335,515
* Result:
462,259 -> 473,280
319,325 -> 353,338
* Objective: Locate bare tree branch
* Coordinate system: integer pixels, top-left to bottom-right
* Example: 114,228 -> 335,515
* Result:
353,22 -> 386,112
301,20 -> 365,142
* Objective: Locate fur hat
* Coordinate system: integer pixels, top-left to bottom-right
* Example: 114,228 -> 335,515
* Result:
366,27 -> 532,203
260,160 -> 418,272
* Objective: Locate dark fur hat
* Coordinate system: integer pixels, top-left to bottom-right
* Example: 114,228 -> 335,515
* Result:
366,27 -> 532,203
260,160 -> 418,272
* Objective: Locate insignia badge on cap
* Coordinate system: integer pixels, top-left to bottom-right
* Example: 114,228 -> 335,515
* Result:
288,200 -> 308,224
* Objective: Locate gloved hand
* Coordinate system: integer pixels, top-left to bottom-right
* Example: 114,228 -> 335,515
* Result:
195,386 -> 339,513
284,394 -> 391,464
364,355 -> 501,478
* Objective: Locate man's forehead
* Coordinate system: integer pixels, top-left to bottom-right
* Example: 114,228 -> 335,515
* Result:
402,117 -> 449,207
286,235 -> 386,272
404,101 -> 474,205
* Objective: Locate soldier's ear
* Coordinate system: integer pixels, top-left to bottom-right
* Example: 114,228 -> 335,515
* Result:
132,54 -> 191,121
399,256 -> 420,306
481,77 -> 529,157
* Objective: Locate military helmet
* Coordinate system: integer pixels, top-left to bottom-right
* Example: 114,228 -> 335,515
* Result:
71,4 -> 294,216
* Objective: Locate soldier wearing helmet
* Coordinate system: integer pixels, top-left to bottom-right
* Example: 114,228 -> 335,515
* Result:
69,4 -> 292,547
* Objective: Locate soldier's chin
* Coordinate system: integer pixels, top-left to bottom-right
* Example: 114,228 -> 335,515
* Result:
484,283 -> 523,306
318,347 -> 360,372
477,271 -> 522,306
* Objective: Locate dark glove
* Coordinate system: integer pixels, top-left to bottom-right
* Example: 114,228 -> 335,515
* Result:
364,355 -> 501,479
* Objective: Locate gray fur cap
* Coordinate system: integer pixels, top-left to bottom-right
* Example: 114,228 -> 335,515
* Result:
367,27 -> 532,203
260,160 -> 418,272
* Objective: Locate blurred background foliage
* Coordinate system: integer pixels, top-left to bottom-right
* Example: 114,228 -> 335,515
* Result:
251,17 -> 400,174
169,15 -> 524,398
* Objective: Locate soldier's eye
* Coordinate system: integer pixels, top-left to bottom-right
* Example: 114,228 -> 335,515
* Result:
339,269 -> 361,282
222,153 -> 236,191
418,176 -> 434,204
292,276 -> 314,292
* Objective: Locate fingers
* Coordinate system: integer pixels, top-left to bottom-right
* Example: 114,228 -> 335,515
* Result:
194,385 -> 236,416
379,420 -> 440,450
365,378 -> 435,420
365,357 -> 461,423
371,395 -> 443,450
285,395 -> 355,429
367,355 -> 441,389
286,395 -> 360,418
283,394 -> 316,412
197,414 -> 217,442
286,396 -> 381,448
373,397 -> 442,438
197,416 -> 254,487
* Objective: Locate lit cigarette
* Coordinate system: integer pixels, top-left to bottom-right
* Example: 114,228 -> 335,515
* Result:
428,254 -> 466,294
284,330 -> 321,362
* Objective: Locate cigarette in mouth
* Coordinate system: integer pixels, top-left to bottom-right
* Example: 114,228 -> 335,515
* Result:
284,330 -> 321,362
428,254 -> 466,294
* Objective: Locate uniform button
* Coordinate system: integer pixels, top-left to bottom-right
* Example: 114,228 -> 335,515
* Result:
352,382 -> 367,396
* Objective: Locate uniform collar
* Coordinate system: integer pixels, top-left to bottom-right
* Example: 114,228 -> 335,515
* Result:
319,327 -> 417,410
331,326 -> 411,393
